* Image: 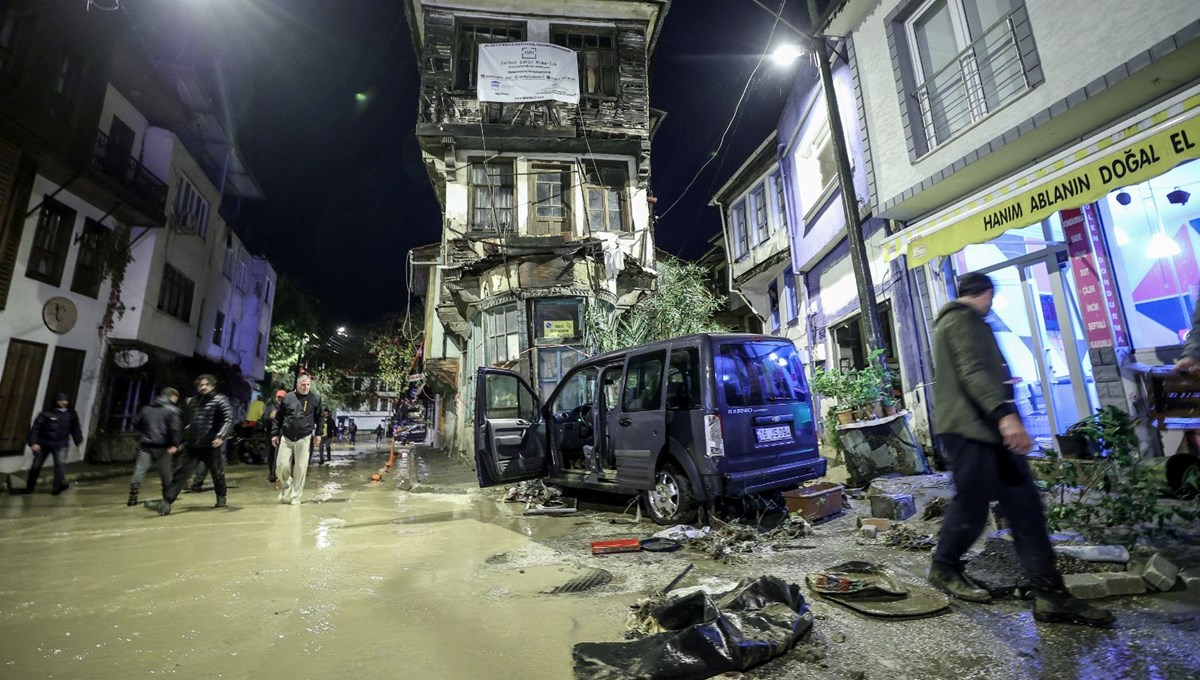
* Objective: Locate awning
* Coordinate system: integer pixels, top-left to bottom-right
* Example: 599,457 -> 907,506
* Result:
883,91 -> 1200,268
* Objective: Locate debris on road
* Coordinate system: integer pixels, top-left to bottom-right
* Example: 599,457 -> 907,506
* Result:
651,524 -> 710,541
573,576 -> 813,680
879,522 -> 937,551
592,538 -> 642,555
869,493 -> 917,520
690,515 -> 813,564
1143,554 -> 1180,591
543,568 -> 614,595
504,480 -> 578,515
807,561 -> 949,618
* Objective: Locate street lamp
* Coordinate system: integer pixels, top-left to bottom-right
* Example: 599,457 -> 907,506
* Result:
749,0 -> 887,364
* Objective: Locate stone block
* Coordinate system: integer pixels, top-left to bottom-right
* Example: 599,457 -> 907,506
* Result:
1142,554 -> 1179,591
1063,573 -> 1108,600
860,525 -> 878,539
859,518 -> 892,532
869,493 -> 916,520
1097,572 -> 1146,597
1179,567 -> 1200,591
1053,545 -> 1130,564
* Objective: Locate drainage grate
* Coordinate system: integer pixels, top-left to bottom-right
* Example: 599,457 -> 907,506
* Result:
543,568 -> 614,595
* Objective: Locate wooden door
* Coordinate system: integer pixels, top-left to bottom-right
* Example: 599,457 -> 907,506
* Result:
45,346 -> 86,409
0,340 -> 48,456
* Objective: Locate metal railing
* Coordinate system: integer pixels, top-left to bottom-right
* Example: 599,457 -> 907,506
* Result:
91,130 -> 169,210
914,12 -> 1029,150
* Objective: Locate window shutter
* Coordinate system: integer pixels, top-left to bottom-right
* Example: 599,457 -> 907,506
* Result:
0,143 -> 33,311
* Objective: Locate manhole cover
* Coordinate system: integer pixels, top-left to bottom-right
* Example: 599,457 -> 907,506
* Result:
543,568 -> 613,594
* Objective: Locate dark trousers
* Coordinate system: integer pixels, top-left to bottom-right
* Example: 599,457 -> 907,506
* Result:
165,445 -> 226,502
130,448 -> 172,497
933,434 -> 1062,592
317,436 -> 332,463
267,444 -> 278,482
26,445 -> 67,490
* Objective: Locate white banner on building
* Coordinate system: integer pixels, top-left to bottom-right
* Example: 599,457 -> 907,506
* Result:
476,42 -> 579,104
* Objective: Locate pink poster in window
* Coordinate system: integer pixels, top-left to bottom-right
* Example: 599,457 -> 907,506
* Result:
1060,206 -> 1129,349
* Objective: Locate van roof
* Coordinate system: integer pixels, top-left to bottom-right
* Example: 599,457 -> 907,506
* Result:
582,333 -> 794,366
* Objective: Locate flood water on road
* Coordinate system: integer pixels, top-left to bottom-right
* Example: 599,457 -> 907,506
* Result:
0,448 -> 631,679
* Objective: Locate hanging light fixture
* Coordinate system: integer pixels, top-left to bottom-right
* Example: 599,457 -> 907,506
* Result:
1167,187 -> 1191,205
1146,231 -> 1181,259
1115,191 -> 1132,206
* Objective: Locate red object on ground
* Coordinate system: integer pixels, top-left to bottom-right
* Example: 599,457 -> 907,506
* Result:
591,538 -> 642,555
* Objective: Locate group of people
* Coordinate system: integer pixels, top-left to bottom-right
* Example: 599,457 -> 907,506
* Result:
121,373 -> 329,515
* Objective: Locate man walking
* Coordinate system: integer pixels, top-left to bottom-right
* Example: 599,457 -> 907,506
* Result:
348,419 -> 358,446
127,388 -> 182,506
374,423 -> 384,445
928,272 -> 1113,626
265,389 -> 286,483
150,375 -> 234,516
315,408 -> 335,465
15,393 -> 83,495
272,374 -> 324,504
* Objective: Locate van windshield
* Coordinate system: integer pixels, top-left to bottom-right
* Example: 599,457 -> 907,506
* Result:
716,341 -> 808,406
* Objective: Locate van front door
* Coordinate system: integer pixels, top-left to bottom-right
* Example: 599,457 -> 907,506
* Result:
611,350 -> 667,491
474,368 -> 546,487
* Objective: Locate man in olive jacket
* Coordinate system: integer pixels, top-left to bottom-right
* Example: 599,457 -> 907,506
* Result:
929,272 -> 1113,626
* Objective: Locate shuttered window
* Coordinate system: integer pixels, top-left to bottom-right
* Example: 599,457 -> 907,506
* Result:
0,139 -> 32,310
26,197 -> 76,286
70,219 -> 108,298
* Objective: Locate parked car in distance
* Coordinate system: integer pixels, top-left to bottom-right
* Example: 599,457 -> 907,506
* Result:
474,333 -> 827,524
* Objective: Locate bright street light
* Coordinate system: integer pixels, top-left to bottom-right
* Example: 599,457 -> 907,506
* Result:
771,43 -> 804,66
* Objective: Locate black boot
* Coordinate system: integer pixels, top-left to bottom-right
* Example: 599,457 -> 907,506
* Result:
215,496 -> 227,508
928,563 -> 992,603
51,482 -> 70,495
128,484 -> 139,506
1033,589 -> 1115,626
159,500 -> 173,516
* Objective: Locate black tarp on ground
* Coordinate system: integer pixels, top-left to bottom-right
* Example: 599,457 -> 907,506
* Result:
572,576 -> 813,680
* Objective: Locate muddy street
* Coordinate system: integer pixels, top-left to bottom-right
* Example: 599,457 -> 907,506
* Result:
3,446 -> 1200,679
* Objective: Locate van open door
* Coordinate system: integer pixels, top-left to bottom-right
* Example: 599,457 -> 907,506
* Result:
474,367 -> 546,487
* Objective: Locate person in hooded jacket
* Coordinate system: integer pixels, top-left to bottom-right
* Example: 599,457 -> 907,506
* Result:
15,392 -> 82,495
127,388 -> 183,506
928,272 -> 1113,626
147,374 -> 233,516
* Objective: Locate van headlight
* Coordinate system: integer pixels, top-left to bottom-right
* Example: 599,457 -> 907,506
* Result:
704,414 -> 725,457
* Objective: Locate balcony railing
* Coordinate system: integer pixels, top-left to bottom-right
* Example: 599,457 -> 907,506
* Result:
92,130 -> 169,211
914,12 -> 1030,151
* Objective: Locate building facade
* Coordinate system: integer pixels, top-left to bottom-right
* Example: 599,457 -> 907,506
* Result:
405,0 -> 671,456
827,0 -> 1200,452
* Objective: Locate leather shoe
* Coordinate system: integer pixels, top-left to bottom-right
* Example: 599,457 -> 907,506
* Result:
928,564 -> 992,603
215,496 -> 227,508
51,483 -> 70,495
1033,589 -> 1115,626
159,500 -> 173,516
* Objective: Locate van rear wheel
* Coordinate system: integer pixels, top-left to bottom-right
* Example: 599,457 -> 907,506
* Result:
643,464 -> 698,525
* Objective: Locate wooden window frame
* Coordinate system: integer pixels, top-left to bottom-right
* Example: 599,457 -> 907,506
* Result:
469,159 -> 516,232
529,163 -> 572,237
69,218 -> 107,298
550,27 -> 618,100
771,170 -> 788,232
751,184 -> 769,245
26,197 -> 76,286
455,22 -> 526,92
731,200 -> 749,261
157,263 -> 195,323
582,161 -> 630,233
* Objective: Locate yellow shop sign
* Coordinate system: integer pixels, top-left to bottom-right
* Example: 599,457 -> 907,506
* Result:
543,320 -> 575,338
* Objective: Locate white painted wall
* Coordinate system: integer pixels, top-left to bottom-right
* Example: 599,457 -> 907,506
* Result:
0,178 -> 116,473
853,0 -> 1200,208
98,85 -> 150,160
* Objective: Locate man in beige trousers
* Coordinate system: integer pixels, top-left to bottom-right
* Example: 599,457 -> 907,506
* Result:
271,374 -> 324,504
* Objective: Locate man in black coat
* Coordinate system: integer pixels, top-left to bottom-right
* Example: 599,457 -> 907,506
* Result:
127,388 -> 182,506
17,392 -> 83,494
271,373 -> 324,504
148,375 -> 234,516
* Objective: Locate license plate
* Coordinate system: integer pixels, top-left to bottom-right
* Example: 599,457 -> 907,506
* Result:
755,425 -> 792,443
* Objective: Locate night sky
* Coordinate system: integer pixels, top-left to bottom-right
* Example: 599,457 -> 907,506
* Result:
185,0 -> 814,323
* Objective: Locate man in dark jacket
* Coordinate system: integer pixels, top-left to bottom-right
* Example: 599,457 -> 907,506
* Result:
149,374 -> 234,516
127,388 -> 182,506
271,374 -> 324,504
929,272 -> 1113,626
315,408 -> 335,465
17,392 -> 83,494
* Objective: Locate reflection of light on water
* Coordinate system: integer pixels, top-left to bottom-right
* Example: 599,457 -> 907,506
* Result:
315,522 -> 332,549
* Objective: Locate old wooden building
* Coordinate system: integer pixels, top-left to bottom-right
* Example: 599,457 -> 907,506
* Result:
405,0 -> 670,456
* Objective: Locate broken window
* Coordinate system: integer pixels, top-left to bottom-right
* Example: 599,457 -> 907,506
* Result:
455,23 -> 526,91
551,29 -> 617,98
484,302 -> 520,365
583,163 -> 628,232
470,160 -> 515,232
530,164 -> 572,237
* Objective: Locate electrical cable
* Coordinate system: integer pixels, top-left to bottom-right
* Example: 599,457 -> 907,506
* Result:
657,0 -> 788,220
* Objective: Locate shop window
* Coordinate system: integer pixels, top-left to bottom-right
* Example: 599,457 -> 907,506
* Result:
1099,159 -> 1200,349
751,184 -> 769,245
894,0 -> 1034,153
455,23 -> 525,91
70,219 -> 108,298
621,350 -> 665,412
530,164 -> 571,236
732,200 -> 749,260
533,298 -> 582,344
551,29 -> 617,98
583,163 -> 628,232
470,160 -> 515,232
485,303 -> 520,365
27,198 -> 76,286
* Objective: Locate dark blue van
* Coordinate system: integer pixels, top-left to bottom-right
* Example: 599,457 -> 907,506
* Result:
474,333 -> 827,524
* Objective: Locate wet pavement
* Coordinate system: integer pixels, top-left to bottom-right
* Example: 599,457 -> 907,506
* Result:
2,444 -> 1199,679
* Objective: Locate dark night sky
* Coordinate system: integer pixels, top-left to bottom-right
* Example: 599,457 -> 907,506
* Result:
193,0 -> 813,323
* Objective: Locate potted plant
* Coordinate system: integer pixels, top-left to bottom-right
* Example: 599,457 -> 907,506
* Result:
810,366 -> 856,424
